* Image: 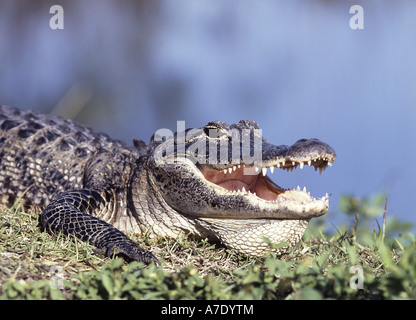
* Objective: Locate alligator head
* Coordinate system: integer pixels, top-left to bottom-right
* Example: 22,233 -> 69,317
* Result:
146,120 -> 336,256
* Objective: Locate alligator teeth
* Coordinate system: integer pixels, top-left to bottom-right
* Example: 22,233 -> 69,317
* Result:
221,155 -> 332,179
269,158 -> 333,172
242,186 -> 246,193
319,166 -> 328,175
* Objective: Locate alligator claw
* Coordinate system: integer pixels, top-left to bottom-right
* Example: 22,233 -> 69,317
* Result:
95,241 -> 159,265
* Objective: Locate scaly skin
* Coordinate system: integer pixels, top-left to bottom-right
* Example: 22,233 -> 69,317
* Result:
0,106 -> 336,263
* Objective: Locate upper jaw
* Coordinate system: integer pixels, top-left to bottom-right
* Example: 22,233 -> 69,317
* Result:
204,137 -> 336,173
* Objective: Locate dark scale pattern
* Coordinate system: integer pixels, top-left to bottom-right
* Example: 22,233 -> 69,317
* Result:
0,105 -> 336,260
0,105 -> 158,264
41,190 -> 158,263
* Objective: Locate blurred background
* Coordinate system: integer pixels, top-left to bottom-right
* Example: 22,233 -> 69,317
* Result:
1,0 -> 415,229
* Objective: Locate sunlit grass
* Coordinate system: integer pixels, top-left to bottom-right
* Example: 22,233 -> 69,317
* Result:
1,194 -> 415,299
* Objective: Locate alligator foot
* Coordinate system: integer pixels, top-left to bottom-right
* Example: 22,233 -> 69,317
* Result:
41,189 -> 159,265
94,240 -> 159,265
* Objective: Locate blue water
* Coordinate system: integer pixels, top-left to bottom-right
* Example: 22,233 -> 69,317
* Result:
1,0 -> 415,228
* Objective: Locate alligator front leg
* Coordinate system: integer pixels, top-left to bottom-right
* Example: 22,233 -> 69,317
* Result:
40,189 -> 158,264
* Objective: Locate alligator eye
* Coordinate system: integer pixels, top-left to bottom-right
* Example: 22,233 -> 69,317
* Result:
203,126 -> 213,137
203,121 -> 229,138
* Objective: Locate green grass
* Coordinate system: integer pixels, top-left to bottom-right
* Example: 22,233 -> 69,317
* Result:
1,193 -> 415,299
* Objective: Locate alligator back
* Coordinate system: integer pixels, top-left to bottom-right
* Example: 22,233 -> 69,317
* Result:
0,105 -> 131,208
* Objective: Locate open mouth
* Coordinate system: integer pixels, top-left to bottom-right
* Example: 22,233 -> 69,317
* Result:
199,157 -> 333,206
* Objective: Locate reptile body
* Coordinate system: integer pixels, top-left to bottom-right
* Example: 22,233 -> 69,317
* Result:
0,106 -> 336,263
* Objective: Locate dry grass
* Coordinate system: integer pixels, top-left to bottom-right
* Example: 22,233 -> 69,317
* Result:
1,195 -> 415,300
0,202 -> 260,287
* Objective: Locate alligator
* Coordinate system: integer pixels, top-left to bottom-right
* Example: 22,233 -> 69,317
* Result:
0,105 -> 336,264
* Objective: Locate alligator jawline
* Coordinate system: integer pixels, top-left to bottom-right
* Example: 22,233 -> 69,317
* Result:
199,159 -> 331,206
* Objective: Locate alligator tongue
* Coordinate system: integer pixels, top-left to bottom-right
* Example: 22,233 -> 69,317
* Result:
199,165 -> 284,201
